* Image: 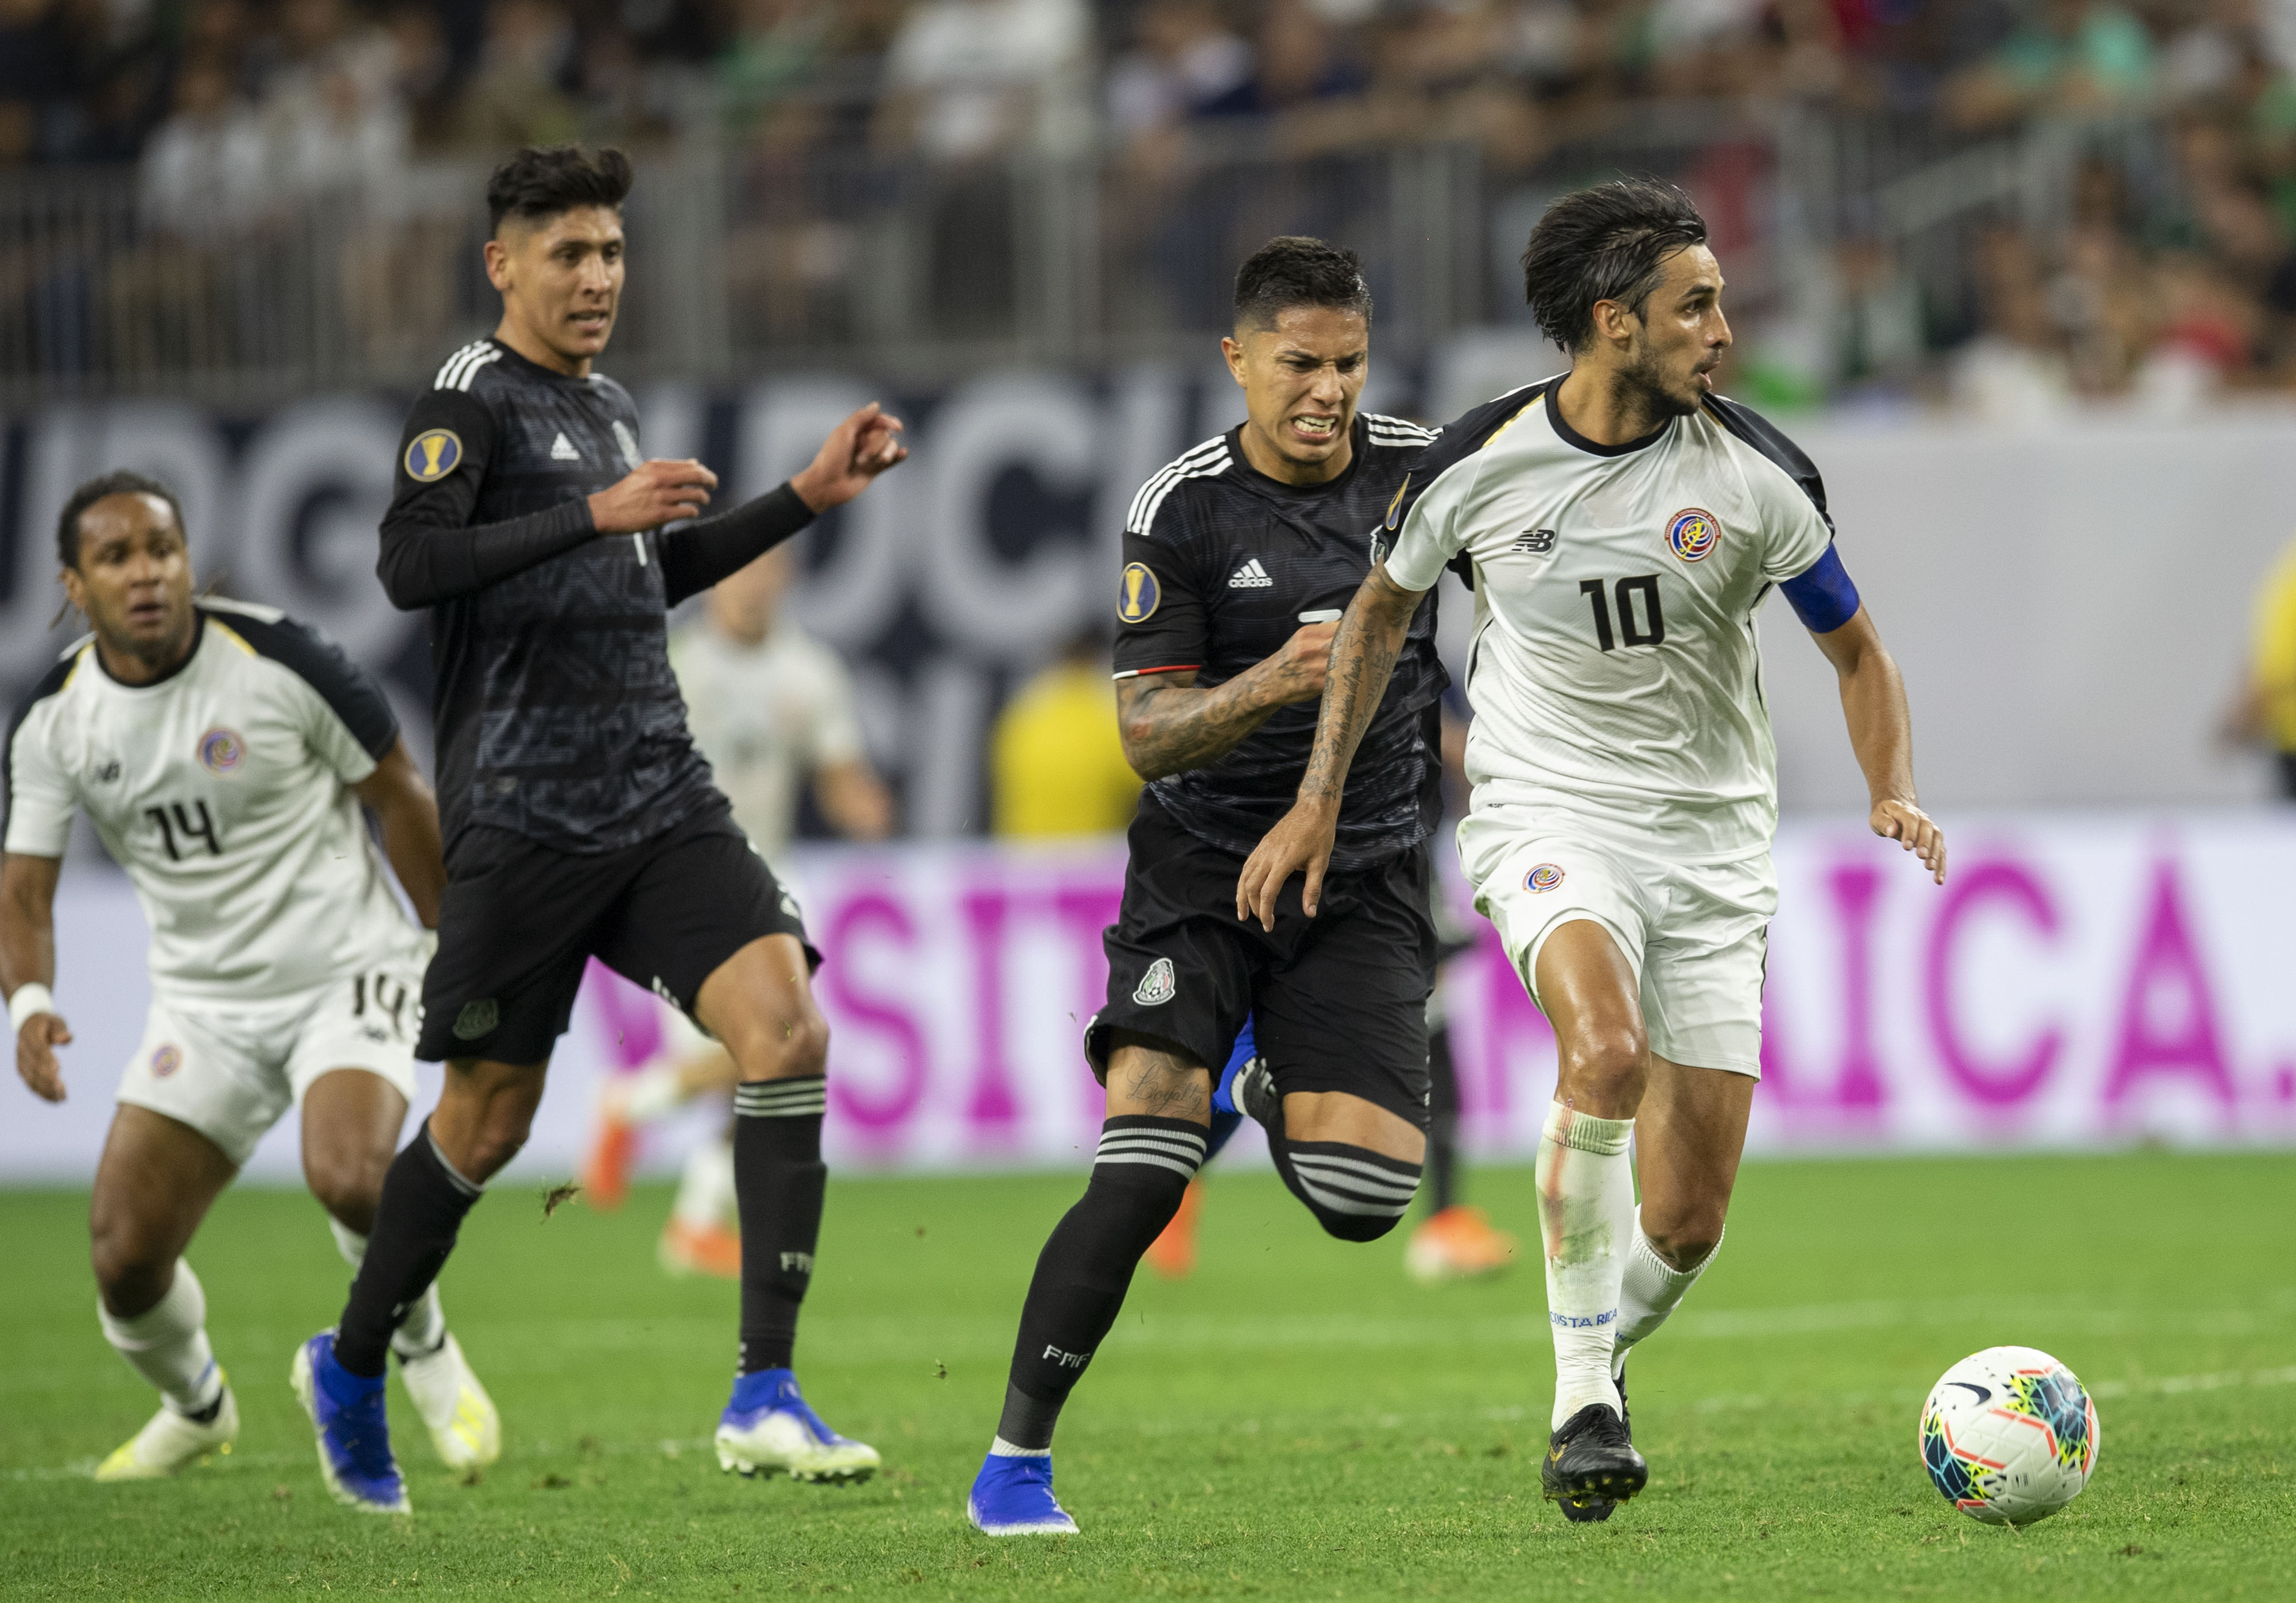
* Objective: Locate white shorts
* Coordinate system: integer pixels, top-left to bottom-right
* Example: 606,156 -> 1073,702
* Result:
1457,811 -> 1774,1078
118,962 -> 425,1166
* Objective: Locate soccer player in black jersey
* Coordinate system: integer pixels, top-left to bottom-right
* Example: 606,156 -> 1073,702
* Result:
967,238 -> 1449,1535
291,146 -> 905,1514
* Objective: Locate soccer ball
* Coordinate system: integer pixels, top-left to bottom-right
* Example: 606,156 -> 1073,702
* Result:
1919,1345 -> 2099,1525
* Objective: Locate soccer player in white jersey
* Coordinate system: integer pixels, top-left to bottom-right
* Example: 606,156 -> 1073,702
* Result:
1,472 -> 499,1486
1240,180 -> 1948,1521
583,543 -> 893,1276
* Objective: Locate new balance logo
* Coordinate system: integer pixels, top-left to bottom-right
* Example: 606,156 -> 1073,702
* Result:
1041,1345 -> 1092,1369
550,432 -> 581,462
1228,558 -> 1273,588
1512,529 -> 1558,553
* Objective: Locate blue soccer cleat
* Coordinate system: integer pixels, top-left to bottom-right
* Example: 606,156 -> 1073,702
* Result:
967,1449 -> 1079,1535
1209,1019 -> 1259,1118
290,1331 -> 410,1514
715,1368 -> 879,1483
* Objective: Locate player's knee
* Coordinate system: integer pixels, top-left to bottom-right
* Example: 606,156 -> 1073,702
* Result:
728,1010 -> 829,1084
88,1223 -> 173,1317
1560,1023 -> 1646,1095
1642,1209 -> 1725,1271
459,1117 -> 532,1182
304,1149 -> 387,1236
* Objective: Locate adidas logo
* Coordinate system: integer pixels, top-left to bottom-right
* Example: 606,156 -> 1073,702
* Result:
550,432 -> 581,462
1228,558 -> 1273,589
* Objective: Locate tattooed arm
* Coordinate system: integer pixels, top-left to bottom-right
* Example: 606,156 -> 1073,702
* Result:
1116,621 -> 1337,781
1234,564 -> 1425,928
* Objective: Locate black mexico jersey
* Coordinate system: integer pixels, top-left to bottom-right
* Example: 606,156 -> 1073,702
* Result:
1113,413 -> 1448,870
380,338 -> 720,857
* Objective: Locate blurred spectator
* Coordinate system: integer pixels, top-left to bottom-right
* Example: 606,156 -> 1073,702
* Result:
875,0 -> 1089,162
138,54 -> 267,237
1945,0 -> 2158,129
674,545 -> 895,855
1951,224 -> 2077,419
453,0 -> 581,151
2221,532 -> 2296,799
1108,0 -> 1251,161
991,630 -> 1142,839
716,0 -> 832,137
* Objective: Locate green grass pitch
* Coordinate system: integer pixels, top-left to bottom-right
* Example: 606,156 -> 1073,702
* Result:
4,1152 -> 2292,1600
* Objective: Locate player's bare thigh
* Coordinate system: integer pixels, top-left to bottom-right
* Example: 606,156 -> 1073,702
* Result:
299,1069 -> 410,1236
1104,1031 -> 1211,1126
89,1105 -> 237,1317
1280,1091 -> 1426,1164
693,933 -> 827,1085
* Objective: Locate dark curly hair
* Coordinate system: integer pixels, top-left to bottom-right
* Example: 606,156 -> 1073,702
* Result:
1521,179 -> 1709,353
57,470 -> 185,570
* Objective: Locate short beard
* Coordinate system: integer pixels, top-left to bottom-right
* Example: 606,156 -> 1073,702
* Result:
1618,342 -> 1704,427
100,605 -> 196,673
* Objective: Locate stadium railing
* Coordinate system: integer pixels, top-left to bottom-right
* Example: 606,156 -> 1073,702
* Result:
0,105 -> 2161,406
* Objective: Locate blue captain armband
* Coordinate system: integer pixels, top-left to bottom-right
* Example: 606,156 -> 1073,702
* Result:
1780,544 -> 1860,634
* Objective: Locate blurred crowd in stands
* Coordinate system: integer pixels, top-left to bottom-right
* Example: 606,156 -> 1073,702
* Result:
5,0 -> 2296,406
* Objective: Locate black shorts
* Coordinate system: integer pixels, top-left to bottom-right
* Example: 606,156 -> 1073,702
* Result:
416,807 -> 816,1064
1087,795 -> 1437,1126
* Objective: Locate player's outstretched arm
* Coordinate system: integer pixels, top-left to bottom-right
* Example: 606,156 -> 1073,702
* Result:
2,851 -> 72,1102
1116,621 -> 1339,780
1809,605 -> 1947,884
657,404 -> 907,607
1235,564 -> 1424,929
352,739 -> 447,928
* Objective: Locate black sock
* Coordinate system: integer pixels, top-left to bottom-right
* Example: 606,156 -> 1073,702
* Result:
998,1116 -> 1205,1450
335,1121 -> 482,1378
1427,1021 -> 1460,1214
733,1075 -> 828,1374
1267,1136 -> 1423,1243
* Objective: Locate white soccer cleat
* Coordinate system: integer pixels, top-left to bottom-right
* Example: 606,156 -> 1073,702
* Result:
714,1369 -> 880,1484
397,1334 -> 501,1469
94,1384 -> 239,1481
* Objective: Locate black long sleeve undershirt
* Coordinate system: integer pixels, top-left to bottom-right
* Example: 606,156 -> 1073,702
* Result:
660,483 -> 817,607
376,483 -> 816,611
376,497 -> 598,610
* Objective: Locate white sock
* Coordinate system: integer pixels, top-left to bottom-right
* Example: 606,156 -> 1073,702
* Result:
330,1218 -> 447,1358
99,1260 -> 224,1416
1535,1101 -> 1635,1430
989,1436 -> 1050,1458
1613,1220 -> 1723,1379
619,1062 -> 688,1126
672,1134 -> 737,1230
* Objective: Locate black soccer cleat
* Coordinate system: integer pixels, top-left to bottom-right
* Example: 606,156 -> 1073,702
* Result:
1542,1402 -> 1646,1521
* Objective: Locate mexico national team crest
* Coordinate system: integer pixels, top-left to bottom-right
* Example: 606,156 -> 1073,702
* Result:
404,428 -> 463,482
453,998 -> 499,1041
149,1044 -> 182,1078
1131,957 -> 1176,1006
1119,563 -> 1160,623
197,727 -> 246,773
1526,863 -> 1565,893
1667,508 -> 1720,563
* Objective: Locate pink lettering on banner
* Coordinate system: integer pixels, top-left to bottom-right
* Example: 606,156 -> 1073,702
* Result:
1828,863 -> 1888,1108
1474,924 -> 1552,1119
1054,882 -> 1123,1125
1924,858 -> 2063,1106
2105,857 -> 2236,1109
817,891 -> 930,1137
584,958 -> 662,1070
962,886 -> 1020,1137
